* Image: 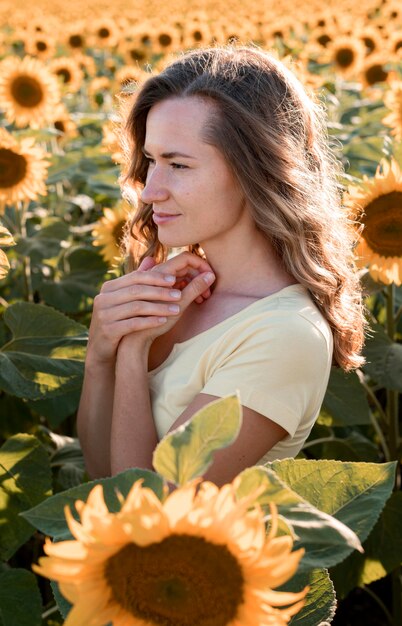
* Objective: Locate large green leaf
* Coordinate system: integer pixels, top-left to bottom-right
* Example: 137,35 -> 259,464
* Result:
322,367 -> 370,425
22,468 -> 164,539
0,569 -> 42,626
15,218 -> 70,263
268,459 -> 396,545
363,323 -> 402,392
0,302 -> 87,399
152,394 -> 242,486
287,569 -> 336,626
330,491 -> 402,598
41,247 -> 107,313
236,466 -> 362,570
0,434 -> 52,560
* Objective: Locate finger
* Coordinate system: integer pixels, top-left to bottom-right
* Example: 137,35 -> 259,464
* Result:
138,256 -> 157,271
99,299 -> 181,323
151,251 -> 213,276
95,284 -> 182,308
100,269 -> 176,293
180,272 -> 216,308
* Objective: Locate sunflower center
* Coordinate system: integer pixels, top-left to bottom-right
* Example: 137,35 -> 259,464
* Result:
0,148 -> 27,188
159,33 -> 172,47
365,63 -> 388,85
69,34 -> 83,48
363,191 -> 402,256
56,69 -> 71,83
54,120 -> 66,132
98,27 -> 110,38
11,75 -> 43,107
112,220 -> 126,246
104,534 -> 245,626
335,47 -> 355,68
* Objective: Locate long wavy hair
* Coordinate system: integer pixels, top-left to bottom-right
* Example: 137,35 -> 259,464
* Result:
122,45 -> 366,371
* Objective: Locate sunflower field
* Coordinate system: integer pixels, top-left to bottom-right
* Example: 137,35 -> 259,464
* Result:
1,0 -> 402,625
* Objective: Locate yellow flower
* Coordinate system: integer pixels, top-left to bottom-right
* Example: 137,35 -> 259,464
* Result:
0,56 -> 60,128
49,57 -> 84,93
326,36 -> 366,78
50,103 -> 78,143
0,128 -> 50,213
344,158 -> 402,285
92,201 -> 134,265
33,478 -> 307,626
383,82 -> 402,141
0,223 -> 15,280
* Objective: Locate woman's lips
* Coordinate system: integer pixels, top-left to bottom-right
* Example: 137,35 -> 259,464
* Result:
152,212 -> 181,225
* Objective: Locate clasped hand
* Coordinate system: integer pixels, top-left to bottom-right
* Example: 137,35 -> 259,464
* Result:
87,251 -> 216,364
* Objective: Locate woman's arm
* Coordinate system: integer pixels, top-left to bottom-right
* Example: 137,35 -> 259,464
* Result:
77,252 -> 215,479
109,266 -> 216,475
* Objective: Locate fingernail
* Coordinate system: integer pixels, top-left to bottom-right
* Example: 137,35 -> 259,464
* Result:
164,275 -> 176,283
203,272 -> 215,284
168,304 -> 180,313
170,290 -> 181,298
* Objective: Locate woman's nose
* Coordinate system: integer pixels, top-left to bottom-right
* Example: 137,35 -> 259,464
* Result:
140,167 -> 169,204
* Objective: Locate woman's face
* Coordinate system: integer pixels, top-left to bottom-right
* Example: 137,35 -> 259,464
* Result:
140,96 -> 249,249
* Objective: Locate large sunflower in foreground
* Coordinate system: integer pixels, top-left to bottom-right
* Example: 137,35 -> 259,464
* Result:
92,200 -> 134,265
33,478 -> 307,626
344,158 -> 402,285
0,128 -> 50,212
0,55 -> 60,128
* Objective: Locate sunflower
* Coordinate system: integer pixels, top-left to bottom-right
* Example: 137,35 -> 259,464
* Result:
50,103 -> 78,142
358,26 -> 384,57
64,23 -> 88,53
92,200 -> 135,265
24,32 -> 56,60
383,82 -> 402,141
90,18 -> 121,49
101,119 -> 125,164
49,57 -> 83,93
0,128 -> 50,213
114,66 -> 148,93
0,56 -> 60,128
33,478 -> 307,626
360,54 -> 391,88
344,158 -> 402,285
181,20 -> 213,48
325,36 -> 366,77
88,76 -> 112,109
0,223 -> 15,280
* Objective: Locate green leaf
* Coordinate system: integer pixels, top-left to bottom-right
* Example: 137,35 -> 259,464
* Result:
330,491 -> 402,597
0,434 -> 52,560
268,459 -> 396,544
322,368 -> 370,425
236,466 -> 362,570
287,569 -> 336,626
15,218 -> 70,263
152,394 -> 242,486
26,389 -> 82,426
22,468 -> 164,539
0,569 -> 42,626
363,323 -> 402,392
0,302 -> 87,400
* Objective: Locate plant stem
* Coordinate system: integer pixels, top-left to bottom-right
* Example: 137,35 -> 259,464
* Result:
385,283 -> 402,626
17,201 -> 34,302
362,585 -> 394,626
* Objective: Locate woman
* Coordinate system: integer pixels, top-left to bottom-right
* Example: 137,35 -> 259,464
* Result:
77,46 -> 366,483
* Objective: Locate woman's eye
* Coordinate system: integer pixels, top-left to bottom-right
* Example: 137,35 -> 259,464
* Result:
171,163 -> 188,169
146,157 -> 155,166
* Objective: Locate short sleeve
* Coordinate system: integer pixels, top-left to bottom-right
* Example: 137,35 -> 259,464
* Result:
201,313 -> 332,437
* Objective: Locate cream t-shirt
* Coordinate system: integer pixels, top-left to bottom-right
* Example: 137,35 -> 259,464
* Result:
148,284 -> 333,463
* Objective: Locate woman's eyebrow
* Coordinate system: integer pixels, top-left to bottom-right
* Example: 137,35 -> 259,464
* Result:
142,147 -> 196,159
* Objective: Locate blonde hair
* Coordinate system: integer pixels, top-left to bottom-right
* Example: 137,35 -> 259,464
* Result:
123,46 -> 366,371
